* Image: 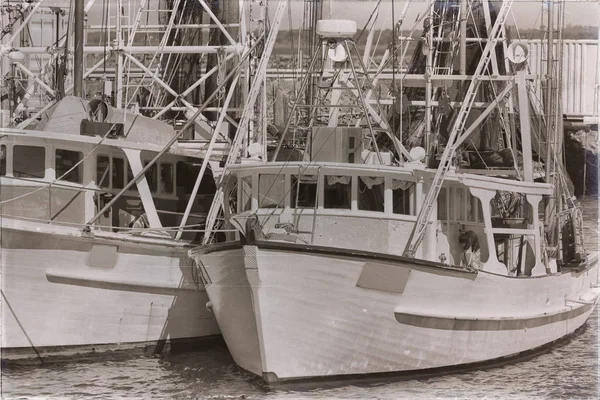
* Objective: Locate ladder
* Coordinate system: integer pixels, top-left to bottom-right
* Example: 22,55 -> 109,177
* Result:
202,1 -> 287,245
431,1 -> 458,76
430,2 -> 460,134
403,0 -> 513,258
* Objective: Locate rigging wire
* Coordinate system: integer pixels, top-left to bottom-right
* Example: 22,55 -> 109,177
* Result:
392,0 -> 395,121
101,0 -> 108,77
153,0 -> 189,110
0,109 -> 132,205
355,0 -> 383,45
125,0 -> 183,112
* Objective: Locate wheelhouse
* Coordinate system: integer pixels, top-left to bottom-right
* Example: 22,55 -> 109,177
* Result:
0,130 -> 215,242
222,161 -> 555,276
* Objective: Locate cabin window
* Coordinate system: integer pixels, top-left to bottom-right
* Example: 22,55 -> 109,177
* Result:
143,161 -> 158,192
160,163 -> 173,194
55,149 -> 83,183
324,176 -> 351,209
112,157 -> 125,189
392,180 -> 412,215
240,176 -> 253,211
0,145 -> 6,176
467,192 -> 483,222
491,191 -> 525,220
455,187 -> 467,220
437,188 -> 448,220
96,155 -> 110,187
258,174 -> 286,208
291,175 -> 317,208
348,137 -> 356,163
13,145 -> 45,179
176,161 -> 198,195
120,160 -> 139,193
358,176 -> 384,212
176,161 -> 208,193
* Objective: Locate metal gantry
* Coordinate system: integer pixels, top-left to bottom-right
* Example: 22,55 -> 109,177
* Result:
403,0 -> 514,257
0,0 -> 247,132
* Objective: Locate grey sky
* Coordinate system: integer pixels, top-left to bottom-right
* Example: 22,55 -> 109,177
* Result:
78,0 -> 600,30
283,1 -> 600,30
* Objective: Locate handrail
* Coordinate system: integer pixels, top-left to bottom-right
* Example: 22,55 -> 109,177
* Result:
1,179 -> 212,230
1,213 -> 232,233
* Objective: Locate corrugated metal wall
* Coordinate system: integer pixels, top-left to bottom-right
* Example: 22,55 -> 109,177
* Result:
527,40 -> 598,118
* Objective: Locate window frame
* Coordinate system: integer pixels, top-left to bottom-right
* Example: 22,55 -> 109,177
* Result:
258,173 -> 287,209
357,176 -> 385,213
0,144 -> 6,177
390,179 -> 414,216
228,168 -> 422,220
55,148 -> 84,184
111,155 -> 126,190
323,175 -> 352,210
13,144 -> 47,180
143,159 -> 159,193
95,151 -> 135,192
96,153 -> 111,188
159,161 -> 175,195
291,174 -> 318,209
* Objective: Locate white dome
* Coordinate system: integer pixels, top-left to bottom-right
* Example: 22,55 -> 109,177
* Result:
247,142 -> 264,159
409,146 -> 426,162
316,20 -> 357,38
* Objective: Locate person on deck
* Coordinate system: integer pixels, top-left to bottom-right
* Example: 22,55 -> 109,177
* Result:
459,230 -> 483,270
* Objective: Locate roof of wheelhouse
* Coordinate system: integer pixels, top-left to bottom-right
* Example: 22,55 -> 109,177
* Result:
33,96 -> 176,148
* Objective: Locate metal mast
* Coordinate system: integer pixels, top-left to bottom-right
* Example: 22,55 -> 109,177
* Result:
73,0 -> 84,97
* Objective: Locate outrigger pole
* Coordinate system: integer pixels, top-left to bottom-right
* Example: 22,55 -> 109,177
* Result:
84,37 -> 263,230
202,1 -> 287,244
73,0 -> 84,97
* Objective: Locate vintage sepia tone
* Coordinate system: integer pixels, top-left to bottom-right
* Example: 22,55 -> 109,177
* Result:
0,0 -> 598,398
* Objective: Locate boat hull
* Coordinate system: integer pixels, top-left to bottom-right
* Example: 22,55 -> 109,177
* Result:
193,241 -> 599,383
1,219 -> 220,361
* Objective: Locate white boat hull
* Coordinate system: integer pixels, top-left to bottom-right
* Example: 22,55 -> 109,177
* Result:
1,219 -> 220,360
194,241 -> 599,383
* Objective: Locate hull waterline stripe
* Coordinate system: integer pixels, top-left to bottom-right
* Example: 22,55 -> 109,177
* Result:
45,270 -> 202,295
394,302 -> 595,331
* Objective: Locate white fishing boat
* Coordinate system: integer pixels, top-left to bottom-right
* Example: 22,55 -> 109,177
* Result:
0,0 -> 248,361
190,0 -> 599,384
0,95 -> 224,360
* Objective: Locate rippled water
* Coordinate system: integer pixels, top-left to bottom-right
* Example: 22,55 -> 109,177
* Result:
2,197 -> 598,399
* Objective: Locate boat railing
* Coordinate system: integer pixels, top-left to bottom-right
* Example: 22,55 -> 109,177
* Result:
1,213 -> 236,238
